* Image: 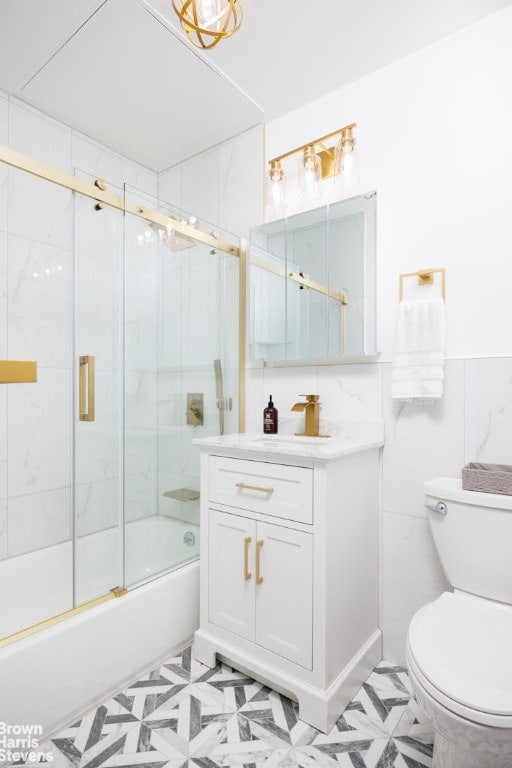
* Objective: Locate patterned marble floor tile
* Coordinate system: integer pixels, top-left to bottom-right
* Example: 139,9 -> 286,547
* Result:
44,651 -> 434,768
140,684 -> 237,758
161,646 -> 213,685
191,663 -> 264,712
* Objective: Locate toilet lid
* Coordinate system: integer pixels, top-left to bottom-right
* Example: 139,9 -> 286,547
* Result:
408,591 -> 512,718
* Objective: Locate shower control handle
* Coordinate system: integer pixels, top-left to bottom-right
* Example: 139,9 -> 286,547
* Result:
425,501 -> 447,515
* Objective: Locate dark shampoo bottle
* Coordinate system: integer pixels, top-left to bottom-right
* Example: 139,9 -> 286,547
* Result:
263,395 -> 278,434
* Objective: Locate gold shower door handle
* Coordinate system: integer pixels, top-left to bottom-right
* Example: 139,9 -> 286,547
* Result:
79,355 -> 95,421
255,539 -> 264,585
243,536 -> 252,581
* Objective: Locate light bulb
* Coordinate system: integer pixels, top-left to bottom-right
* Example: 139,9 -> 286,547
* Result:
196,0 -> 216,23
334,127 -> 360,188
298,146 -> 321,201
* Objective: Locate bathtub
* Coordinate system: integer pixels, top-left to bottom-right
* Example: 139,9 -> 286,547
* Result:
0,516 -> 200,739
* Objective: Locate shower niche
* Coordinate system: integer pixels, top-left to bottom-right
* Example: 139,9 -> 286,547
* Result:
249,192 -> 377,363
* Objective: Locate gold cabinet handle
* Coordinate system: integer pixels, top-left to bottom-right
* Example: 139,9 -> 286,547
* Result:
243,536 -> 252,581
79,355 -> 95,421
255,539 -> 264,585
235,482 -> 274,494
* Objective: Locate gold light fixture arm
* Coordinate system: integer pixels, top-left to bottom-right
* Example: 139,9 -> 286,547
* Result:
269,123 -> 356,166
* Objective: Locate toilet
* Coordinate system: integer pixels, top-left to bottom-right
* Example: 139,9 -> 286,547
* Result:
406,477 -> 512,768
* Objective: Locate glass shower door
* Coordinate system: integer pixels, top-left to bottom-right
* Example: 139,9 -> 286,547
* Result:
73,174 -> 124,605
123,188 -> 240,588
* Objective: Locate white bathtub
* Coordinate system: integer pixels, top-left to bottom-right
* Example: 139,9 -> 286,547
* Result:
0,516 -> 200,738
0,515 -> 199,638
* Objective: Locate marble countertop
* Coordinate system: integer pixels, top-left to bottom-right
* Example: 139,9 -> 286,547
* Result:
193,419 -> 385,461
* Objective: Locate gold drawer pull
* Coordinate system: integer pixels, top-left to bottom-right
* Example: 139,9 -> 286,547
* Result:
256,539 -> 264,585
235,482 -> 274,494
243,536 -> 252,581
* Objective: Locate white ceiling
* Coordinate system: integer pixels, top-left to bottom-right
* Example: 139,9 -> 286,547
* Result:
0,0 -> 511,171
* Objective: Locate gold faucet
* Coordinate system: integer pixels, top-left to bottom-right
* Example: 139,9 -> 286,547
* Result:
291,394 -> 321,437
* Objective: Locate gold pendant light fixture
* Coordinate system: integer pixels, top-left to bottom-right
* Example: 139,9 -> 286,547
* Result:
266,123 -> 360,216
171,0 -> 243,49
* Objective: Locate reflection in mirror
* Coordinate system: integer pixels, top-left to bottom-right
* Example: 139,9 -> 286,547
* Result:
249,192 -> 377,363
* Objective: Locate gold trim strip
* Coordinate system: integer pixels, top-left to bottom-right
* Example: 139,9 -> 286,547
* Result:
0,591 -> 119,649
0,359 -> 37,383
0,144 -> 239,258
251,256 -> 348,305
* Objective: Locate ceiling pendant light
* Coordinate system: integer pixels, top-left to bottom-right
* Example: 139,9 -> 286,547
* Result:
171,0 -> 243,50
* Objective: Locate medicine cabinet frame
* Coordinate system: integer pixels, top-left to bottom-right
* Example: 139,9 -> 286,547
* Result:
248,192 -> 377,365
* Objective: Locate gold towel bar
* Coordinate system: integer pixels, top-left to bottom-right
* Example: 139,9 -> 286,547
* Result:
399,267 -> 446,302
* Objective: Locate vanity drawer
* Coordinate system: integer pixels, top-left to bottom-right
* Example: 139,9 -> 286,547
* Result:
209,455 -> 313,524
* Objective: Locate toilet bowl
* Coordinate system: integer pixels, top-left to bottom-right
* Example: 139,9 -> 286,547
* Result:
407,478 -> 512,768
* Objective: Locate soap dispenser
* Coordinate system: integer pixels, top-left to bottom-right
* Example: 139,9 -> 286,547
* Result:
263,395 -> 278,434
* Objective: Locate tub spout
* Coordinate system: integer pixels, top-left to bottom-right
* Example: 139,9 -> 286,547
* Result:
291,394 -> 321,437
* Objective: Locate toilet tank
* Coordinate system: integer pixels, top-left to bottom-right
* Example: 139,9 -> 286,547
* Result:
424,477 -> 512,605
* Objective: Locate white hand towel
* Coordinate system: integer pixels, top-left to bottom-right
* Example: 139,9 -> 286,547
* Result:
391,298 -> 445,403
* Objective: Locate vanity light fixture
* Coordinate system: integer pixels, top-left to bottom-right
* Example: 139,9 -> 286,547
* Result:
171,0 -> 243,49
267,123 -> 359,210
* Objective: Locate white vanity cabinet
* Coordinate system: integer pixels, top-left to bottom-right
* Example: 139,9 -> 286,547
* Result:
193,435 -> 383,733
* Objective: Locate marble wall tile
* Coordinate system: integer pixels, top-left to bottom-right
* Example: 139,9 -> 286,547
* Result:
122,158 -> 158,198
382,510 -> 450,665
7,234 -> 71,368
0,231 -> 6,357
0,94 -> 7,233
317,362 -> 383,423
464,356 -> 512,464
9,100 -> 72,170
8,102 -> 72,250
158,165 -> 181,208
76,479 -> 121,537
8,486 -> 71,557
72,132 -> 124,188
75,247 -> 122,371
125,469 -> 158,522
180,150 -> 219,226
381,359 -> 465,517
8,368 -> 71,496
245,367 -> 264,432
75,369 -> 122,485
261,366 -> 318,423
158,470 -> 185,519
218,126 -> 264,238
8,167 -> 73,251
0,387 -> 6,501
0,500 -> 6,559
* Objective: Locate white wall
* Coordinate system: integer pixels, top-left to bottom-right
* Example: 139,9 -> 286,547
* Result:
167,7 -> 512,664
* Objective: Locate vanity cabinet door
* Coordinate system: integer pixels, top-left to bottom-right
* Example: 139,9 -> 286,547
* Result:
254,521 -> 313,669
208,510 -> 313,668
208,509 -> 255,640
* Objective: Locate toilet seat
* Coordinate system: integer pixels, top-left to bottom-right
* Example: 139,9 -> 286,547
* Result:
407,591 -> 512,728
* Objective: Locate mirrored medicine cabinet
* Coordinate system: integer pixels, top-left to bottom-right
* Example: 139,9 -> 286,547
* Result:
248,192 -> 377,364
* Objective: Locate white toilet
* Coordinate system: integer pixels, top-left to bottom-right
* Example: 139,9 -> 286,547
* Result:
406,477 -> 512,768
